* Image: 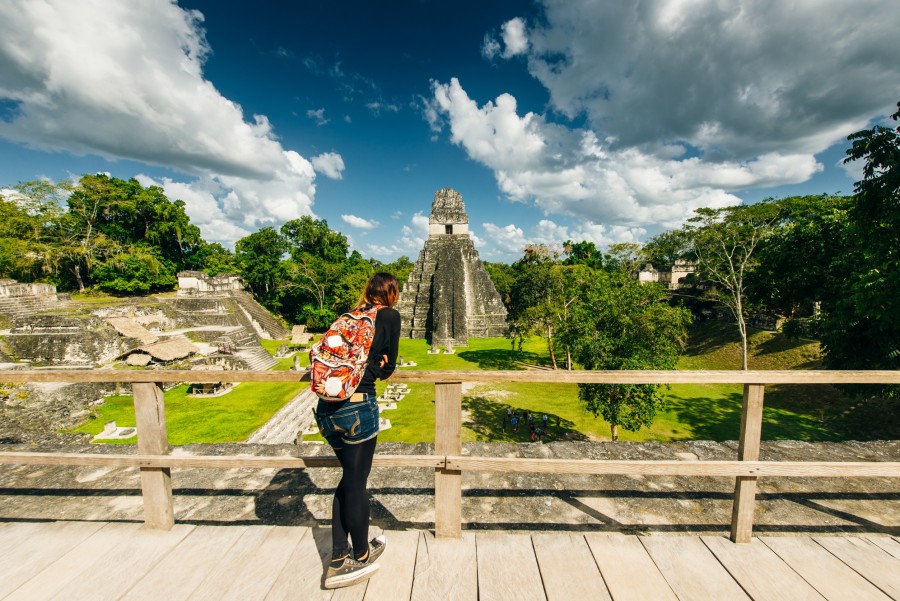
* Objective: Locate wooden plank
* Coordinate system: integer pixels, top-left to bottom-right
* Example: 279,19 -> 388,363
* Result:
640,535 -> 750,601
761,536 -> 890,601
0,452 -> 444,469
0,520 -> 106,597
0,521 -> 48,561
122,525 -> 248,601
476,532 -> 545,601
217,526 -> 306,601
5,522 -> 143,601
731,383 -> 764,543
185,526 -> 275,600
48,523 -> 194,600
813,536 -> 900,599
434,381 -> 462,538
2,368 -> 899,385
363,530 -> 419,601
265,526 -> 335,601
532,533 -> 611,601
703,535 -> 826,600
134,381 -> 174,530
2,451 -> 897,477
411,531 -> 477,601
865,536 -> 900,560
444,457 -> 900,477
585,533 -> 678,601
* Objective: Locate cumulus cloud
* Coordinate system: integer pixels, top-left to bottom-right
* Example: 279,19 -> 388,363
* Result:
0,0 -> 337,245
311,152 -> 345,179
480,219 -> 645,261
500,18 -> 529,57
431,1 -> 899,234
483,18 -> 530,60
342,214 -> 379,229
430,78 -> 822,228
523,0 -> 900,159
367,211 -> 428,259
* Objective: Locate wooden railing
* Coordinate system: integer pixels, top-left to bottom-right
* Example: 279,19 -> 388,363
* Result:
1,369 -> 899,543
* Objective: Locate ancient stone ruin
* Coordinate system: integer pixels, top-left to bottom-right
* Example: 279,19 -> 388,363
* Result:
399,188 -> 507,346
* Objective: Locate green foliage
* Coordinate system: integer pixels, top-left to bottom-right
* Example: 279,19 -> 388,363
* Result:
560,269 -> 692,439
821,101 -> 900,392
92,246 -> 176,294
0,174 -> 202,294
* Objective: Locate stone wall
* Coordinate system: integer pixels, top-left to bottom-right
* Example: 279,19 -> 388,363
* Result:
0,439 -> 895,535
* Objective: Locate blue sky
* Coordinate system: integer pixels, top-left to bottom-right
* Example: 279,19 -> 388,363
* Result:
1,1 -> 898,262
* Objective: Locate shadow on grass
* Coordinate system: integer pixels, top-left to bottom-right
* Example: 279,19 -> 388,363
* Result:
462,394 -> 588,443
669,387 -> 843,442
683,321 -> 741,357
754,334 -> 814,357
456,349 -> 542,370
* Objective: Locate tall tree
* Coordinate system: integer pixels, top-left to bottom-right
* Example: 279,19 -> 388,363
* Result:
821,101 -> 900,387
686,202 -> 778,369
235,227 -> 288,308
560,269 -> 691,441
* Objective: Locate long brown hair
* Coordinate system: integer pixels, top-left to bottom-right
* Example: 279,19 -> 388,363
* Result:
358,272 -> 400,308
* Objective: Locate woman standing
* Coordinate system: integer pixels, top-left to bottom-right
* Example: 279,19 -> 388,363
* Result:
313,272 -> 401,589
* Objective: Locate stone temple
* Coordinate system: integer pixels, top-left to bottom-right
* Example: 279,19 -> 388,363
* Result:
398,188 -> 507,346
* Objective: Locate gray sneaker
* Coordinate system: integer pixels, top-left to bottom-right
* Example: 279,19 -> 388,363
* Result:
324,556 -> 380,589
367,535 -> 386,563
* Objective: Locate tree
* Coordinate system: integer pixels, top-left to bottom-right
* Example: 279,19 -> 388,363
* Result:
821,101 -> 900,387
748,195 -> 852,319
686,202 -> 778,369
560,269 -> 691,441
281,216 -> 349,263
562,240 -> 604,270
235,227 -> 288,309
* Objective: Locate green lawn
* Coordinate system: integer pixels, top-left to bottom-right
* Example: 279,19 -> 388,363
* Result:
306,322 -> 851,444
74,320 -> 870,445
70,343 -> 309,445
70,379 -> 305,445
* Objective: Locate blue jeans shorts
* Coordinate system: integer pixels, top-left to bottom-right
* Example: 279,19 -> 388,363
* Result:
313,394 -> 379,449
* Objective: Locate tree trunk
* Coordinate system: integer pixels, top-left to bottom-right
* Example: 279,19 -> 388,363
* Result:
547,324 -> 558,369
610,422 -> 619,442
566,348 -> 573,371
73,264 -> 85,293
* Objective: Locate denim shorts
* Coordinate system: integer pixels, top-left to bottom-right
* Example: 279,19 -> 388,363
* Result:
313,394 -> 379,449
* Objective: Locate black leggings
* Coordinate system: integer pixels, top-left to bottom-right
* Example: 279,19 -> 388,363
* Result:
331,436 -> 377,558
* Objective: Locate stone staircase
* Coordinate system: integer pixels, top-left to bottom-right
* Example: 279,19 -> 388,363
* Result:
245,388 -> 317,444
232,291 -> 289,339
212,329 -> 277,370
0,295 -> 61,320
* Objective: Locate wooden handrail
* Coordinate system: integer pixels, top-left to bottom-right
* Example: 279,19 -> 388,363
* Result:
0,369 -> 897,542
0,368 -> 898,384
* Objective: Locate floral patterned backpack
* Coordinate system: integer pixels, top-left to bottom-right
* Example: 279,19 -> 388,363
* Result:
308,305 -> 380,401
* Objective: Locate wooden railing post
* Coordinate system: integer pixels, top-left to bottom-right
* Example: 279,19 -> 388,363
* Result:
434,381 -> 462,538
730,383 -> 765,543
133,382 -> 174,530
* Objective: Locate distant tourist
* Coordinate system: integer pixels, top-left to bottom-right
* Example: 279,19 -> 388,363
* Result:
313,272 -> 399,589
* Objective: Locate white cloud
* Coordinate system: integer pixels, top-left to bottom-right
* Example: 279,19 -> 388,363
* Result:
306,108 -> 329,126
341,214 -> 379,229
367,212 -> 427,259
522,0 -> 900,159
500,18 -> 529,58
481,35 -> 501,60
431,78 -> 822,229
479,219 -> 645,261
311,152 -> 345,179
483,18 -> 530,61
0,0 -> 330,246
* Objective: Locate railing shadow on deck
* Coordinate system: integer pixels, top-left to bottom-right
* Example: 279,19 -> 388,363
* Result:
0,369 -> 898,543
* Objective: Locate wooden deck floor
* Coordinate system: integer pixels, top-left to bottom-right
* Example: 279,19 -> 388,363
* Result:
1,521 -> 898,600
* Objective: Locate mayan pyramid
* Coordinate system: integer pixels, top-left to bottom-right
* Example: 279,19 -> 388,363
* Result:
398,188 -> 508,346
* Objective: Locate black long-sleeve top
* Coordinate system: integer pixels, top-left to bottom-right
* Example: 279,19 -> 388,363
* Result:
356,306 -> 401,395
